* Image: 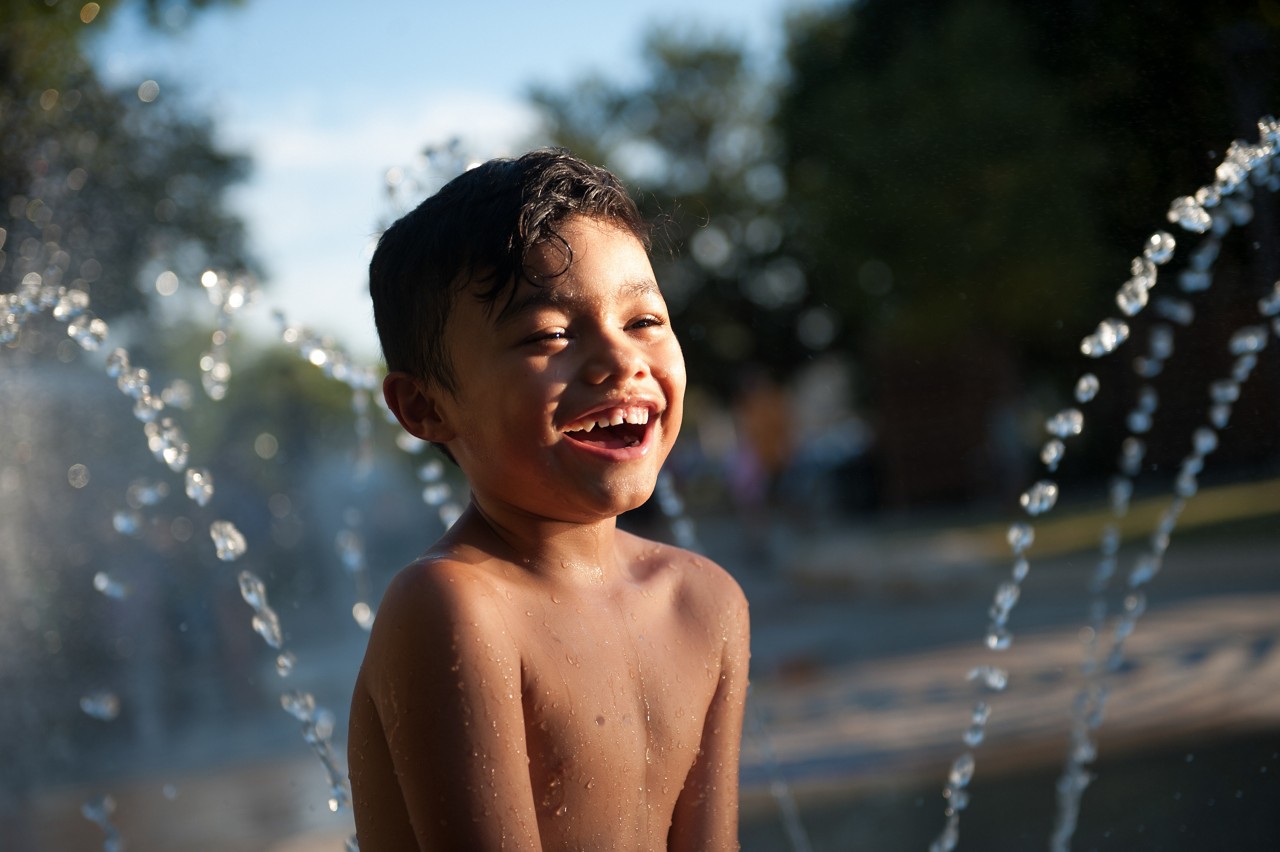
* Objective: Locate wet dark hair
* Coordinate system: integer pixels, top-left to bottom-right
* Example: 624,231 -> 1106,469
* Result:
369,148 -> 649,394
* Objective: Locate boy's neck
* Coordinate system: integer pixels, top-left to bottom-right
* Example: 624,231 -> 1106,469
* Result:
454,498 -> 624,586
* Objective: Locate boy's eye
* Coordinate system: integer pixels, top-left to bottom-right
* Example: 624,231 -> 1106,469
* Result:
524,329 -> 568,345
630,314 -> 666,330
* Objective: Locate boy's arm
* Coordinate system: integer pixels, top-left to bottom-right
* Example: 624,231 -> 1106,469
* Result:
669,573 -> 751,852
357,562 -> 542,851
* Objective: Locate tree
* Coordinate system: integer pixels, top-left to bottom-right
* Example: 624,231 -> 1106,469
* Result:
1,0 -> 254,325
778,0 -> 1280,504
532,30 -> 828,400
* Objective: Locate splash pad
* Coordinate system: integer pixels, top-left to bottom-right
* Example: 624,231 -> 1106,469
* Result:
2,118 -> 1279,850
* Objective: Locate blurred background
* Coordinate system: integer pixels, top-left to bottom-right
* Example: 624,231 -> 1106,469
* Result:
3,0 -> 1280,849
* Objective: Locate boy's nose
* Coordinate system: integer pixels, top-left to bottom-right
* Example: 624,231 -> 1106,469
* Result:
582,332 -> 647,385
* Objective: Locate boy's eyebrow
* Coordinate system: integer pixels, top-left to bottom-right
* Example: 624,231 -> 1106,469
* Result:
495,277 -> 661,326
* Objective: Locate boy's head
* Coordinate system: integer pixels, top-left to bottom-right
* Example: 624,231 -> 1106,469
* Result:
369,148 -> 650,396
372,149 -> 685,520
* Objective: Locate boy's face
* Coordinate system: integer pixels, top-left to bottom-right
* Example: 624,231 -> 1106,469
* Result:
436,215 -> 686,524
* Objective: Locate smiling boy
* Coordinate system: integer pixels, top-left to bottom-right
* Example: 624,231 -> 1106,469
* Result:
348,150 -> 750,850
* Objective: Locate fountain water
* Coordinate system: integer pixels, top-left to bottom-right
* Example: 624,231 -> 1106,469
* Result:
930,115 -> 1280,852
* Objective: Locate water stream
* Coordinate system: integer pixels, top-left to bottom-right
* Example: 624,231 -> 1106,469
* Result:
930,115 -> 1279,852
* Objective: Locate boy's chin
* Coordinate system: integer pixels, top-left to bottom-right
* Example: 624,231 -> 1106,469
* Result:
563,480 -> 659,523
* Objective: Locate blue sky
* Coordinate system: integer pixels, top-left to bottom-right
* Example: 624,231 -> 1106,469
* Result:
91,0 -> 816,359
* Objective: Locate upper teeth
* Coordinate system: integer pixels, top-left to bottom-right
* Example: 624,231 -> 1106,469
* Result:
564,406 -> 651,433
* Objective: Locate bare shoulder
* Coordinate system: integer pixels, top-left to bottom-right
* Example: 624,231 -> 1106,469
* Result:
622,532 -> 749,639
375,553 -> 499,628
361,552 -> 517,686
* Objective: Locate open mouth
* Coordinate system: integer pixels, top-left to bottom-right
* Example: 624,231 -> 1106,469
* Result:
561,406 -> 653,450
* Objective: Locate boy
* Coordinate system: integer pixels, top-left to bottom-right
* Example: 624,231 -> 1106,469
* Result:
349,149 -> 750,851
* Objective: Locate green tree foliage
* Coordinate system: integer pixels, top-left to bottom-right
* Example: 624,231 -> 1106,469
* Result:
782,0 -> 1109,361
779,0 -> 1280,502
781,0 -> 1280,366
1,0 -> 254,322
532,30 -> 823,398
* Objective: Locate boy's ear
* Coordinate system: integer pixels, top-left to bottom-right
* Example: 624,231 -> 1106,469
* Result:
383,371 -> 457,444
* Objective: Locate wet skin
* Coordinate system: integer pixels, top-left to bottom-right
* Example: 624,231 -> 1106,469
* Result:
350,216 -> 751,850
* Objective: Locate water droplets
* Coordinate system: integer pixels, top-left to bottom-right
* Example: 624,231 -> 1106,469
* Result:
967,665 -> 1008,692
1193,427 -> 1218,455
184,467 -> 214,506
1167,195 -> 1212,232
963,702 -> 991,746
112,509 -> 141,535
209,520 -> 247,561
1154,296 -> 1195,326
1080,318 -> 1129,357
93,572 -> 128,600
251,610 -> 283,649
1229,325 -> 1268,355
238,571 -> 268,611
53,288 -> 90,321
1006,522 -> 1034,554
1019,480 -> 1059,516
1143,231 -> 1177,264
947,752 -> 976,794
1119,438 -> 1145,477
1116,277 -> 1149,316
81,794 -> 122,852
80,690 -> 121,721
1040,439 -> 1065,472
422,483 -> 450,505
1045,408 -> 1083,439
1073,373 -> 1099,403
281,690 -> 316,722
67,314 -> 109,350
1258,281 -> 1280,317
144,417 -> 189,471
276,651 -> 298,677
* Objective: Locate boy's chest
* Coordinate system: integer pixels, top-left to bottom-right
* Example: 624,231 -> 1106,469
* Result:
515,597 -> 720,784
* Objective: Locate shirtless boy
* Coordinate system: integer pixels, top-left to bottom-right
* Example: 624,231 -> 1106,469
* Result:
349,149 -> 750,850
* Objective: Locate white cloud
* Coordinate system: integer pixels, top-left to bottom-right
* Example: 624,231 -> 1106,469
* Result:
228,90 -> 544,360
